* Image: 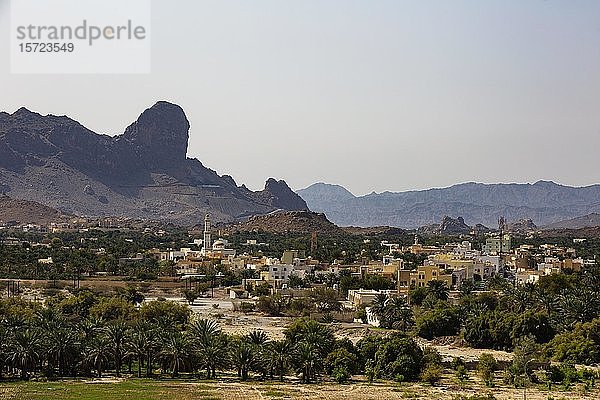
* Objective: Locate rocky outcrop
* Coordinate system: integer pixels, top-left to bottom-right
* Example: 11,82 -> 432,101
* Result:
225,210 -> 342,235
418,216 -> 476,236
247,178 -> 309,211
120,101 -> 190,172
508,219 -> 537,234
472,223 -> 491,235
0,102 -> 307,224
439,216 -> 471,235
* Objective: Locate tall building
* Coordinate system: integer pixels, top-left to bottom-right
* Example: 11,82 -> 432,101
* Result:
482,234 -> 511,255
202,214 -> 211,255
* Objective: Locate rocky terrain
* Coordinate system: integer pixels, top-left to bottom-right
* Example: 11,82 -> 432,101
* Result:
0,102 -> 308,225
418,216 -> 484,235
298,181 -> 600,228
543,213 -> 600,230
340,226 -> 406,236
539,226 -> 600,238
0,195 -> 70,225
223,210 -> 409,236
223,210 -> 345,235
507,218 -> 538,234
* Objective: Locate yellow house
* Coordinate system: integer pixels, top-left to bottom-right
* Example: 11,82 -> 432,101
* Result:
398,265 -> 452,293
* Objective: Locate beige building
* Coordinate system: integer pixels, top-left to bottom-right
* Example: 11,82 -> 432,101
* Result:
398,265 -> 452,293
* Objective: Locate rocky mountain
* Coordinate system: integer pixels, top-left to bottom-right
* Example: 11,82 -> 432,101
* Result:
0,102 -> 307,224
224,210 -> 344,235
297,183 -> 356,211
543,213 -> 600,230
540,226 -> 600,239
418,216 -> 478,235
297,181 -> 600,228
246,178 -> 308,211
341,226 -> 406,236
223,209 -> 407,237
0,195 -> 70,225
508,218 -> 538,234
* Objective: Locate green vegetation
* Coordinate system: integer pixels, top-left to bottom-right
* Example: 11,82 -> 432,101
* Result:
0,291 -> 440,384
0,380 -> 223,400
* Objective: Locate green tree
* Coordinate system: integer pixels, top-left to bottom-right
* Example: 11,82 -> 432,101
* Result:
7,329 -> 42,379
325,347 -> 358,383
230,337 -> 256,380
293,341 -> 322,383
477,353 -> 498,387
105,321 -> 129,377
265,340 -> 293,381
427,280 -> 450,301
374,333 -> 424,382
160,331 -> 191,378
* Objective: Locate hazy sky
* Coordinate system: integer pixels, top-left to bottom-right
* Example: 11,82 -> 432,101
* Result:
1,0 -> 599,195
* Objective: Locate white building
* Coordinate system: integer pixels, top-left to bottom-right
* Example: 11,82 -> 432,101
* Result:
201,214 -> 211,256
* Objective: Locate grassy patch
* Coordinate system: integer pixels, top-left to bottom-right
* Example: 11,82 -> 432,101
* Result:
0,380 -> 223,400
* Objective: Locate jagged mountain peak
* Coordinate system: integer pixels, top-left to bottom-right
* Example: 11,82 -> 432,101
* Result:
0,102 -> 306,224
121,101 -> 190,170
248,178 -> 309,211
12,107 -> 38,116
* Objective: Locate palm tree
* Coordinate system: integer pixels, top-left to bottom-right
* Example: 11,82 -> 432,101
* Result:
195,333 -> 229,379
44,327 -> 80,377
265,340 -> 292,381
370,293 -> 388,320
286,319 -> 335,357
160,331 -> 191,378
81,336 -> 112,378
535,287 -> 559,315
8,328 -> 42,380
507,286 -> 533,313
293,341 -> 322,383
247,330 -> 269,378
128,325 -> 156,378
78,317 -> 104,342
427,280 -> 450,301
189,318 -> 221,345
230,338 -> 255,380
385,297 -> 414,331
105,321 -> 129,377
558,287 -> 599,328
247,330 -> 269,346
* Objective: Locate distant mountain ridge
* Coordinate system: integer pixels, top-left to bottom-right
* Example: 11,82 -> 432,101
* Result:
297,181 -> 600,228
0,102 -> 308,224
543,213 -> 600,230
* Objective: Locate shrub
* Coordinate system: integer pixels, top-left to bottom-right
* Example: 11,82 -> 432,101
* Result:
332,366 -> 351,383
421,364 -> 443,385
477,353 -> 498,387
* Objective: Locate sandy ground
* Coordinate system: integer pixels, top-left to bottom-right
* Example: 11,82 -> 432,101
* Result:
185,294 -> 515,364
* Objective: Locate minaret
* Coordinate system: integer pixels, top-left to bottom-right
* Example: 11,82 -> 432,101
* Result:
203,214 -> 211,255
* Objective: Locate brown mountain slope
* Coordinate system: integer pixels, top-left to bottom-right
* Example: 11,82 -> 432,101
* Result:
224,210 -> 345,235
0,195 -> 69,224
